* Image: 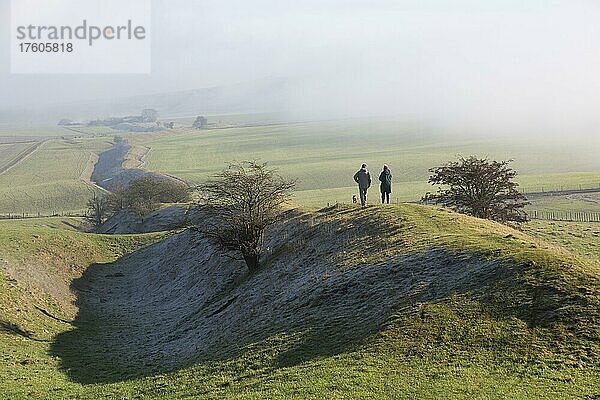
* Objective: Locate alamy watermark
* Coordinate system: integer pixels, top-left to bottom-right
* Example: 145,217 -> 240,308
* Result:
11,0 -> 151,74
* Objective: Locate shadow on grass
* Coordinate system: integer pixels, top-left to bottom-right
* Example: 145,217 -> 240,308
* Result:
48,218 -> 570,385
1,320 -> 48,342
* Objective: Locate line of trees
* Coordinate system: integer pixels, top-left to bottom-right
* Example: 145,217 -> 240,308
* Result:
86,175 -> 190,227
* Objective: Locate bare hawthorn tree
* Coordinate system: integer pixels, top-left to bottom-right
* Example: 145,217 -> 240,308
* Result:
86,193 -> 109,228
198,161 -> 295,272
424,156 -> 529,222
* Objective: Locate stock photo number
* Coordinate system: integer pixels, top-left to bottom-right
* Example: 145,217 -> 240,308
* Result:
18,42 -> 73,52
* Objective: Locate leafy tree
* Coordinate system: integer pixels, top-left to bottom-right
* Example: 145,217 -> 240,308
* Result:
86,193 -> 109,228
106,176 -> 190,217
192,116 -> 207,129
105,186 -> 129,214
424,156 -> 528,222
198,161 -> 295,272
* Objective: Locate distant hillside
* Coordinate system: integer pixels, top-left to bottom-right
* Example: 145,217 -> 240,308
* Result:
0,205 -> 598,399
0,79 -> 289,123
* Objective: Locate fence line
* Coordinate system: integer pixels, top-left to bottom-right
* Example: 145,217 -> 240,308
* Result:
527,210 -> 600,223
0,212 -> 86,220
524,184 -> 600,194
2,209 -> 599,224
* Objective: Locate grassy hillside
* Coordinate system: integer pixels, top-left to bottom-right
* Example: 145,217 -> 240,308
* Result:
1,205 -> 598,399
132,119 -> 600,207
523,220 -> 600,261
0,142 -> 39,173
527,193 -> 600,214
0,138 -> 111,214
0,124 -> 74,138
0,218 -> 166,398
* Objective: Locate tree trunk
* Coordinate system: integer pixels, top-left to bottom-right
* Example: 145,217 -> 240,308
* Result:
243,252 -> 260,273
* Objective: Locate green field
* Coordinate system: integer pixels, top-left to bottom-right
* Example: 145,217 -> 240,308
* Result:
0,141 -> 39,173
523,220 -> 600,261
133,119 -> 600,207
0,119 -> 598,213
0,138 -> 111,214
0,124 -> 75,138
163,112 -> 284,127
526,192 -> 600,215
60,125 -> 124,137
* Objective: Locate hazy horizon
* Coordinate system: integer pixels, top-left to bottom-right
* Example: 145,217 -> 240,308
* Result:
2,0 -> 600,140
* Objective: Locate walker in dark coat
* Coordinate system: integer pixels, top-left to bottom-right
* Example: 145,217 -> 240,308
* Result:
353,165 -> 372,206
378,166 -> 392,204
379,169 -> 392,194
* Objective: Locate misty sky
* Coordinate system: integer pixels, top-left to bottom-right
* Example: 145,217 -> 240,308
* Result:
2,0 -> 600,136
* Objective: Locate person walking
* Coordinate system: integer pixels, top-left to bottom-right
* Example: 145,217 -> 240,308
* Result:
353,163 -> 371,207
379,164 -> 392,204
